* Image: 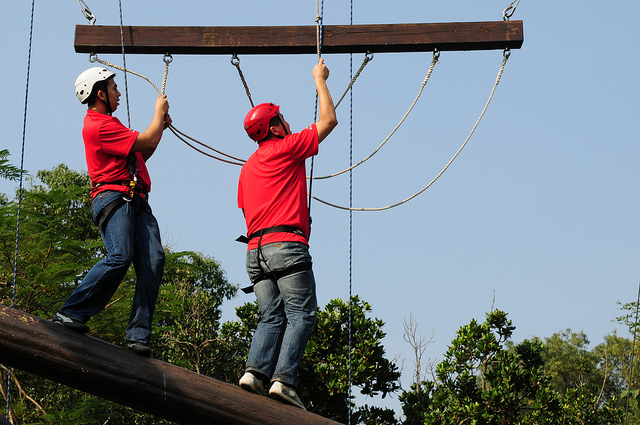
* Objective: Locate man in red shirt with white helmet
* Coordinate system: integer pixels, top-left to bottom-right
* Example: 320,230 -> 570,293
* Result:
52,67 -> 171,358
237,58 -> 338,409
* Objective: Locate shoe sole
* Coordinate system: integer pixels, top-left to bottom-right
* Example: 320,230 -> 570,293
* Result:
269,386 -> 306,410
240,376 -> 266,396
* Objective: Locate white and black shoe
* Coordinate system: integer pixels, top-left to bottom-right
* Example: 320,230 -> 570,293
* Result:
52,312 -> 89,334
240,372 -> 267,396
269,381 -> 306,410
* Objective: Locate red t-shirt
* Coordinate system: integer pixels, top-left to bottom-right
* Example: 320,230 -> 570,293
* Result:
83,110 -> 151,199
238,124 -> 319,250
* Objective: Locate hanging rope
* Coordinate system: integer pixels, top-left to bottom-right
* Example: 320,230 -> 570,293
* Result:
311,48 -> 511,212
7,1 -> 35,420
118,0 -> 131,127
313,50 -> 439,180
334,52 -> 374,109
308,0 -> 324,230
347,3 -> 354,424
231,54 -> 254,108
89,54 -> 246,166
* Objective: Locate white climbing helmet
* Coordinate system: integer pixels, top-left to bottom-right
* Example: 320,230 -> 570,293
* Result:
74,67 -> 115,104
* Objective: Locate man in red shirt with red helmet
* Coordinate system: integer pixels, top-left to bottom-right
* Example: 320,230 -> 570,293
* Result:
52,67 -> 171,357
237,58 -> 338,409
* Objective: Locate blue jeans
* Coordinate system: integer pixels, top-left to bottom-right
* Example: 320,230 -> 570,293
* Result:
245,241 -> 317,389
59,190 -> 165,344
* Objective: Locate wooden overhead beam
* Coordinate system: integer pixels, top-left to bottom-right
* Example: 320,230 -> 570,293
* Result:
74,21 -> 523,55
0,304 -> 343,425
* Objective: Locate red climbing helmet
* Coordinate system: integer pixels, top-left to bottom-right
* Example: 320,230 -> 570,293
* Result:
243,102 -> 280,142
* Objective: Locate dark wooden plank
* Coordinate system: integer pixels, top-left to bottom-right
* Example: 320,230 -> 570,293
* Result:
74,21 -> 523,55
0,304 -> 343,425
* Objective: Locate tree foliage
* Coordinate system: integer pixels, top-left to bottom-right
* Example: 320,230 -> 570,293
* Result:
223,295 -> 402,424
0,165 -> 237,424
399,310 -> 626,425
3,163 -> 634,425
0,149 -> 24,183
0,164 -> 401,424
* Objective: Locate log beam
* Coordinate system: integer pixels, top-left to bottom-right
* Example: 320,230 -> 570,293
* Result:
74,21 -> 523,55
0,304 -> 342,425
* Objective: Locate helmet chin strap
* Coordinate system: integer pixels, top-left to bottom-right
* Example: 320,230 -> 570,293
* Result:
99,90 -> 113,116
273,115 -> 288,138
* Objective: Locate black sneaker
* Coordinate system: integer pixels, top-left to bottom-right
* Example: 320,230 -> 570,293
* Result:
127,342 -> 152,357
52,312 -> 90,334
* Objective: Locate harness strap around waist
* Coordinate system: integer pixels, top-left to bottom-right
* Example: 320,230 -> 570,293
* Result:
96,196 -> 128,230
235,225 -> 307,244
94,180 -> 148,197
95,193 -> 149,230
241,261 -> 313,294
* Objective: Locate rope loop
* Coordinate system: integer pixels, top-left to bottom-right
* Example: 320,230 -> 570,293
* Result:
77,0 -> 96,25
503,0 -> 521,21
163,53 -> 173,64
90,53 -> 162,94
312,49 -> 511,211
315,49 -> 440,180
88,53 -> 246,165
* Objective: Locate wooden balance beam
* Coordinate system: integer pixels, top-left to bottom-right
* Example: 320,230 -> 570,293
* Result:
74,21 -> 523,55
0,304 -> 343,425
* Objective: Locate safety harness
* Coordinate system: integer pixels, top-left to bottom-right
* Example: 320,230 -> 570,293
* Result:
92,151 -> 149,230
237,225 -> 312,294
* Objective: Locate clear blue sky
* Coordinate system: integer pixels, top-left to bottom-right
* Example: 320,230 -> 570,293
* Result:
2,0 -> 639,415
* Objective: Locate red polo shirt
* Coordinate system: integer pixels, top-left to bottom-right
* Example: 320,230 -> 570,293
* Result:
238,124 -> 318,250
83,110 -> 151,199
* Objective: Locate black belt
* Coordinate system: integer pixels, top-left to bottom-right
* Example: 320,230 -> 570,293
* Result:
236,225 -> 307,244
93,180 -> 148,197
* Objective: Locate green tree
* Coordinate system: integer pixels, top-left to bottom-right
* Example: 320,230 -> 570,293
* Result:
400,311 -> 626,425
224,296 -> 402,424
538,330 -> 603,396
302,296 -> 401,424
0,165 -> 236,424
0,164 -> 99,317
538,329 -> 625,425
400,310 -> 563,424
0,149 -> 24,183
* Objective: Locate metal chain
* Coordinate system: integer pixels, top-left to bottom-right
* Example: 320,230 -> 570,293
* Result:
231,54 -> 254,108
312,49 -> 511,211
313,50 -> 440,180
503,0 -> 521,21
77,0 -> 96,25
